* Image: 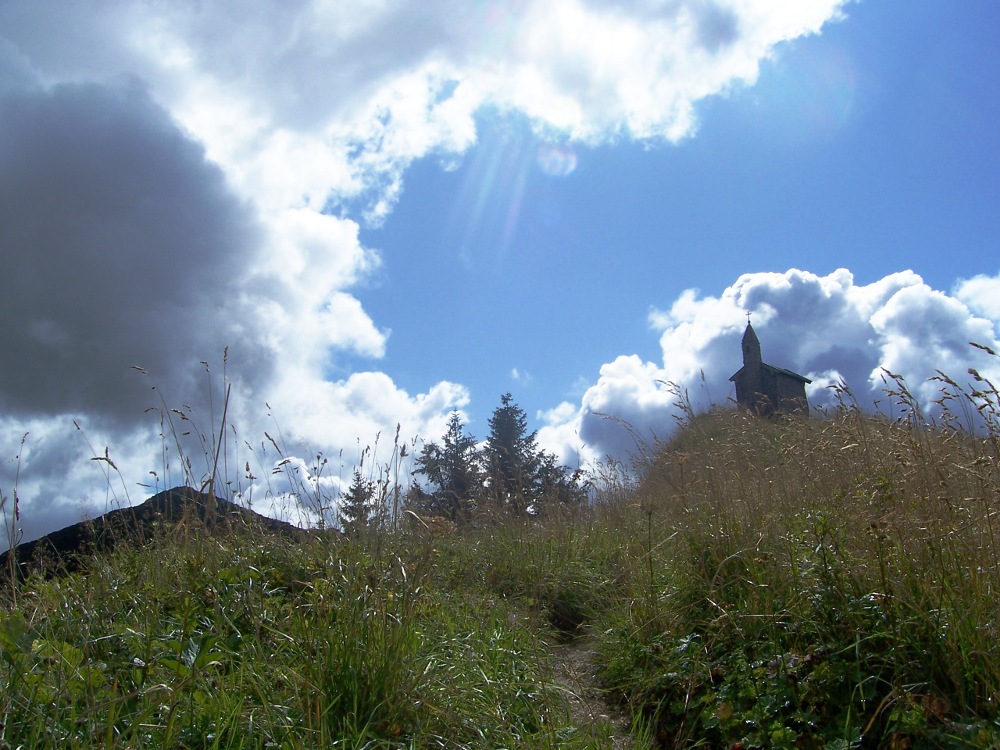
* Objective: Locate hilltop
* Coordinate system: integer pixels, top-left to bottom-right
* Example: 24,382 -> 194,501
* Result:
1,399 -> 999,748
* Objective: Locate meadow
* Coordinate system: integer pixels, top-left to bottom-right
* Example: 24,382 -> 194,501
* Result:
1,356 -> 999,748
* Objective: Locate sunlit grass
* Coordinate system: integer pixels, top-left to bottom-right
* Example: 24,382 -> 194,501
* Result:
2,349 -> 1000,747
595,365 -> 1000,748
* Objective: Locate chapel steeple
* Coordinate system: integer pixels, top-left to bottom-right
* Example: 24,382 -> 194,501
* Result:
730,320 -> 811,416
741,321 -> 761,368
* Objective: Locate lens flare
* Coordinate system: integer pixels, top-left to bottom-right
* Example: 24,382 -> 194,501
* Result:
536,144 -> 578,177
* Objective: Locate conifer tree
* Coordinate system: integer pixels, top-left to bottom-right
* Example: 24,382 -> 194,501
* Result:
483,393 -> 542,513
338,468 -> 377,536
411,412 -> 481,524
535,451 -> 587,508
483,393 -> 585,513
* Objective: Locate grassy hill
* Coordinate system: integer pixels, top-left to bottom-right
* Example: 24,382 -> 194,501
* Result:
2,387 -> 999,748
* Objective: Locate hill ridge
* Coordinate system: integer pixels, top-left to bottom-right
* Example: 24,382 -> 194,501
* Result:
0,486 -> 309,578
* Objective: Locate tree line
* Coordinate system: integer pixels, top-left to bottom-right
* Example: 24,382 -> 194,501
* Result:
338,393 -> 585,534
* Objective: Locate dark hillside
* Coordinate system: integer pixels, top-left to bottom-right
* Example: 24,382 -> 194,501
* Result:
0,486 -> 310,579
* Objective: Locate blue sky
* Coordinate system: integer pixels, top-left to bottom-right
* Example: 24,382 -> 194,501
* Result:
2,0 -> 999,542
355,0 -> 999,443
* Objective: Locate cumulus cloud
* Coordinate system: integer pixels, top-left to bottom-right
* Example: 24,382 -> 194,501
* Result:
0,0 -> 852,544
954,273 -> 1000,323
0,0 -> 849,215
0,71 -> 456,544
538,269 -> 1000,465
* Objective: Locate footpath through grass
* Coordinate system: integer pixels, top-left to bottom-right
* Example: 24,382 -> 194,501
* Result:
0,507 -> 634,748
3,368 -> 1000,748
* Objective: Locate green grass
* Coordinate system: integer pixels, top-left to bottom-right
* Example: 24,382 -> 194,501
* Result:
0,516 -> 624,749
3,362 -> 1000,748
595,373 -> 1000,748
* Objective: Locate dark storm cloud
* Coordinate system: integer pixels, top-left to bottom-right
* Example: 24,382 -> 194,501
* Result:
0,79 -> 267,425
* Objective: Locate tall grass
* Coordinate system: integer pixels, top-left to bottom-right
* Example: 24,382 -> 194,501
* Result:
596,359 -> 1000,748
0,523 -> 613,748
3,351 -> 1000,747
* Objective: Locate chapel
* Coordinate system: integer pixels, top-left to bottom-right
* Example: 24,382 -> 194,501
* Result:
729,322 -> 811,415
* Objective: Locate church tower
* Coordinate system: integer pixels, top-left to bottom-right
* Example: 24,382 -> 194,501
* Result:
730,321 -> 811,416
741,322 -> 762,368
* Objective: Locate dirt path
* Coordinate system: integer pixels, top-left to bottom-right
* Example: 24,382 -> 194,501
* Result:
549,633 -> 634,749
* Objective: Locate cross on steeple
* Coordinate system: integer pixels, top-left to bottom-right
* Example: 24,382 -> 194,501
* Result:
730,319 -> 811,416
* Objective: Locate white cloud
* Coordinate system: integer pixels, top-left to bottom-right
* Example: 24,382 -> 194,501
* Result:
463,0 -> 849,142
869,283 -> 998,405
539,268 -> 1000,466
955,273 -> 1000,323
268,370 -> 469,454
0,0 -> 852,543
0,0 -> 851,214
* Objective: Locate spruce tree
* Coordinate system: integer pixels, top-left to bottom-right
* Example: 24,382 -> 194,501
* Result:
483,393 -> 585,514
483,393 -> 541,513
338,468 -> 377,536
411,412 -> 481,524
